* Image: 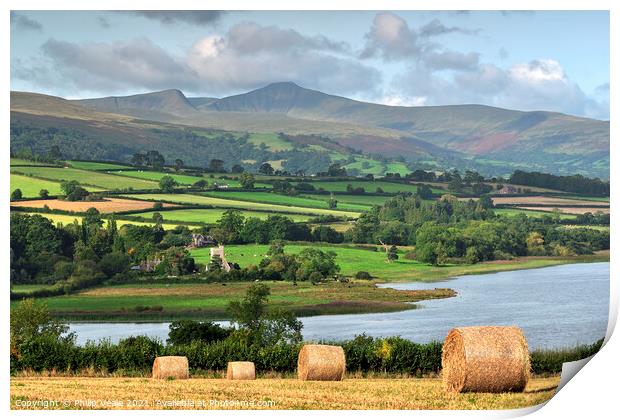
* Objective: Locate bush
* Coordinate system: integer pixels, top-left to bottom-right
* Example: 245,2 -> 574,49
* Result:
116,336 -> 163,371
354,271 -> 373,280
167,320 -> 232,346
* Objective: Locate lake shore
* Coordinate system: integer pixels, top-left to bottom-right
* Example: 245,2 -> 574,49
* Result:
13,252 -> 606,323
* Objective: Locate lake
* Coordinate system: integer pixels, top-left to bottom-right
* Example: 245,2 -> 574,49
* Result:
69,262 -> 609,349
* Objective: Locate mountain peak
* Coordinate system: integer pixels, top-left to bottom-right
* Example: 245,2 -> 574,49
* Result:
263,81 -> 302,89
208,81 -> 332,113
75,88 -> 196,117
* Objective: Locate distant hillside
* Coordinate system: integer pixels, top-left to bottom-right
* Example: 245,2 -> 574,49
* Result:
75,89 -> 198,119
12,82 -> 610,178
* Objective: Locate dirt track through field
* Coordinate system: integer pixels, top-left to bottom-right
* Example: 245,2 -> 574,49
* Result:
11,198 -> 176,213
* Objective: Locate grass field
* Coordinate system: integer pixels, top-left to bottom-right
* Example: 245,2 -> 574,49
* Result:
384,162 -> 410,175
247,132 -> 293,151
494,208 -> 578,220
301,181 -> 426,194
110,170 -> 206,185
123,194 -> 360,218
10,158 -> 56,166
135,209 -> 313,223
67,161 -> 131,171
11,174 -> 65,198
11,167 -> 158,190
344,157 -> 385,176
303,193 -> 391,206
553,195 -> 609,203
20,281 -> 456,320
9,376 -> 560,410
301,180 -> 446,195
18,212 -> 192,231
204,191 -> 371,212
191,244 -> 606,282
11,198 -> 177,213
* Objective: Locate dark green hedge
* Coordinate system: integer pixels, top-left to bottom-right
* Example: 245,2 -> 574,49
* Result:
11,334 -> 603,376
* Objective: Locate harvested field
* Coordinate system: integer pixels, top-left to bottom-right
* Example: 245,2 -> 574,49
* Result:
11,198 -> 176,213
124,194 -> 360,218
491,196 -> 609,207
518,206 -> 610,215
9,376 -> 560,410
16,212 -> 192,231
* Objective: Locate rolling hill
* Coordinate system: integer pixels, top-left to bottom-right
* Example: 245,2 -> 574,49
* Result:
10,82 -> 609,178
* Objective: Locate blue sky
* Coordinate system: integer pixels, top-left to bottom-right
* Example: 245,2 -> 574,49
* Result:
10,10 -> 609,119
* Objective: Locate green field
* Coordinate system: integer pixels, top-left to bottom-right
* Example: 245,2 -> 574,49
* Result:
67,161 -> 131,171
10,158 -> 56,166
10,173 -> 101,198
384,162 -> 410,175
551,195 -> 610,203
10,167 -> 158,190
110,169 -> 206,185
247,132 -> 293,151
123,194 -> 361,218
494,208 -> 578,220
303,193 -> 391,206
19,212 -> 190,230
191,243 -> 600,282
135,208 -> 313,223
301,180 -> 443,194
344,158 -> 385,176
204,191 -> 371,212
17,280 -> 456,320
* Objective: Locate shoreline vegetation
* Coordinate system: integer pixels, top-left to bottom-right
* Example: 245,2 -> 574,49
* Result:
11,253 -> 608,322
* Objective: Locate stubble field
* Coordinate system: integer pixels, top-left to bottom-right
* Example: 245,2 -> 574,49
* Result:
10,376 -> 560,410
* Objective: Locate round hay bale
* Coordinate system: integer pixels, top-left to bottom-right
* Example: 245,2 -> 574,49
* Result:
152,356 -> 189,380
297,344 -> 345,381
226,361 -> 256,380
442,326 -> 530,393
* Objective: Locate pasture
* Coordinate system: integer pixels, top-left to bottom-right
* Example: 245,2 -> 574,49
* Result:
11,174 -> 67,198
10,158 -> 56,166
494,208 -> 577,220
10,167 -> 158,190
135,208 -> 313,224
9,376 -> 560,410
11,198 -> 176,213
302,194 -> 391,206
67,161 -> 131,171
123,194 -> 361,218
300,180 -> 445,195
203,191 -> 371,212
21,280 -> 456,319
109,170 -> 206,185
190,243 -> 594,282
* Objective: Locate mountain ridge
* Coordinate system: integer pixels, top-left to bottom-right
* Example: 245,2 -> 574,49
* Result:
11,83 -> 610,178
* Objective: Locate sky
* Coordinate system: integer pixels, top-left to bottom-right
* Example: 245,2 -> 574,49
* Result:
10,10 -> 610,119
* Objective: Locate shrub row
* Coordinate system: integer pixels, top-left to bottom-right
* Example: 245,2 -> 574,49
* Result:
11,334 -> 603,376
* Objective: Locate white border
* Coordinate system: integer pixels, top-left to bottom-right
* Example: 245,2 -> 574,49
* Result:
3,1 -> 617,419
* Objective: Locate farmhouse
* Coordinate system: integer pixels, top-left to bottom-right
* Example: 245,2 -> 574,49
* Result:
497,185 -> 518,195
190,233 -> 217,248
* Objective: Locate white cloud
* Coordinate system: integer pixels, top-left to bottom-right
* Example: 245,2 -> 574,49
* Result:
24,22 -> 379,98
